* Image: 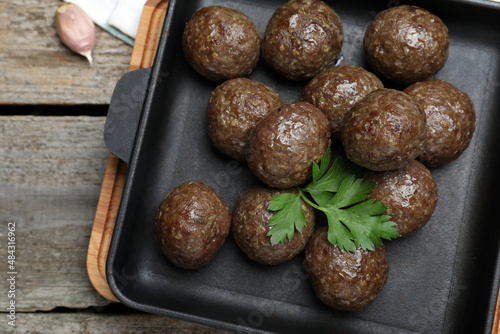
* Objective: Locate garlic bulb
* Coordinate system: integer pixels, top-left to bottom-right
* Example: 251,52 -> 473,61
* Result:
55,3 -> 96,65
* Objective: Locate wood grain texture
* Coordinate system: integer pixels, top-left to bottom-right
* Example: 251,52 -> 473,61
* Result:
87,153 -> 123,302
0,115 -> 230,334
0,0 -> 131,104
129,0 -> 168,72
0,116 -> 111,311
0,313 -> 233,333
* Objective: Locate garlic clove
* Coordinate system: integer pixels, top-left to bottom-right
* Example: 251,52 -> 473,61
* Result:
81,50 -> 93,65
55,2 -> 96,65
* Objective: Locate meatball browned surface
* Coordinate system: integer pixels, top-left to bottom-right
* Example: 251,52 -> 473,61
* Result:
365,160 -> 437,237
305,227 -> 389,311
154,181 -> 231,270
262,0 -> 343,81
247,101 -> 331,189
364,5 -> 449,85
207,78 -> 283,161
341,88 -> 426,171
303,65 -> 383,139
404,80 -> 476,167
232,186 -> 315,265
182,6 -> 261,83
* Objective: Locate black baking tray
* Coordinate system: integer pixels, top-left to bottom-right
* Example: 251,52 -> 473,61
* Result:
104,0 -> 500,333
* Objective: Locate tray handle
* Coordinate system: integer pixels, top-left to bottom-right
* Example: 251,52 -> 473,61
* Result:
104,67 -> 152,164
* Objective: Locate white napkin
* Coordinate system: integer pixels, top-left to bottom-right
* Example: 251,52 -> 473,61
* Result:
64,0 -> 147,45
107,0 -> 146,39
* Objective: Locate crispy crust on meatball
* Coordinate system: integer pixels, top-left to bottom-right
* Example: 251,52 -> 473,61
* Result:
207,78 -> 283,161
305,227 -> 389,311
247,102 -> 331,188
182,6 -> 261,82
341,88 -> 426,171
303,65 -> 383,139
404,80 -> 476,167
262,0 -> 343,81
364,5 -> 449,85
365,160 -> 438,236
154,181 -> 231,270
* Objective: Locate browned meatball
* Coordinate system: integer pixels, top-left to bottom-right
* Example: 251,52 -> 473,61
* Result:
262,0 -> 343,81
364,5 -> 449,85
232,186 -> 315,265
404,80 -> 476,167
303,65 -> 383,139
207,78 -> 283,161
247,102 -> 331,188
305,227 -> 389,311
365,160 -> 437,237
182,6 -> 261,83
154,181 -> 231,270
341,88 -> 426,171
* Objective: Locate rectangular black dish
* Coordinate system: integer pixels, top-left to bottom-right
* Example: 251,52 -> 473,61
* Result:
105,0 -> 500,333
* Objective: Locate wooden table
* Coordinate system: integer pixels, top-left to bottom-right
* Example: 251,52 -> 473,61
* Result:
0,1 -> 230,333
2,1 -> 500,333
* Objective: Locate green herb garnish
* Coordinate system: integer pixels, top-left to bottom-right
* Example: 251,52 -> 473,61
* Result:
267,147 -> 400,252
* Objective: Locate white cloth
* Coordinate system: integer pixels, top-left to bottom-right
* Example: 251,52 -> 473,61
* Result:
107,0 -> 146,39
64,0 -> 147,45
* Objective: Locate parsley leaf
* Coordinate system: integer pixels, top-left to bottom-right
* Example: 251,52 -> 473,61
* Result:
304,149 -> 363,206
322,199 -> 397,252
266,148 -> 400,251
267,192 -> 306,246
312,146 -> 331,182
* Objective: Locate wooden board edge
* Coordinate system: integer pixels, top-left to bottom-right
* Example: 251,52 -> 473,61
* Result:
96,158 -> 127,290
87,153 -> 121,302
493,287 -> 500,334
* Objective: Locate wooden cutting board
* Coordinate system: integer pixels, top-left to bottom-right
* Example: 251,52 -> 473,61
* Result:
86,1 -> 500,332
86,0 -> 168,303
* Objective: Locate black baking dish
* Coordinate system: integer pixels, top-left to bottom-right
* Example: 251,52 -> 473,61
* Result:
104,0 -> 500,333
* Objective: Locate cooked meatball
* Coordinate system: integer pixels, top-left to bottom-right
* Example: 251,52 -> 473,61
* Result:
207,78 -> 283,161
364,5 -> 449,85
404,80 -> 476,167
365,160 -> 437,237
341,88 -> 426,171
154,181 -> 231,270
182,6 -> 261,82
305,226 -> 389,311
303,65 -> 383,139
247,101 -> 331,188
232,186 -> 315,265
262,0 -> 343,81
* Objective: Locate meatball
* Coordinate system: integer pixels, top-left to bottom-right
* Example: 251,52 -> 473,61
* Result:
305,227 -> 389,311
154,181 -> 231,270
341,88 -> 426,171
247,102 -> 331,188
262,0 -> 343,81
303,65 -> 383,139
404,80 -> 476,167
364,5 -> 449,85
182,6 -> 261,83
232,186 -> 315,265
365,160 -> 437,237
207,78 -> 283,161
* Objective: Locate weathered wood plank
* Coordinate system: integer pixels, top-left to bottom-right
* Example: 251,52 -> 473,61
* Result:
0,116 -> 111,311
0,115 -> 232,333
0,313 -> 233,333
0,1 -> 131,104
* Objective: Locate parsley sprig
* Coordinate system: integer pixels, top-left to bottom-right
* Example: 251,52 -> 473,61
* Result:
267,147 -> 400,252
